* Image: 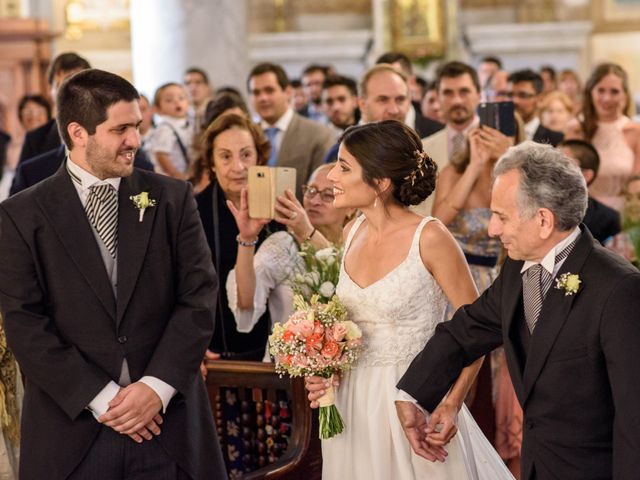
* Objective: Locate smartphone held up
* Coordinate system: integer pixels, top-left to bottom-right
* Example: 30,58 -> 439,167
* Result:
248,166 -> 297,219
477,101 -> 516,137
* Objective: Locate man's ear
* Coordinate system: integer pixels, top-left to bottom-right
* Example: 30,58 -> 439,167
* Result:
67,122 -> 88,149
538,208 -> 556,240
582,168 -> 595,185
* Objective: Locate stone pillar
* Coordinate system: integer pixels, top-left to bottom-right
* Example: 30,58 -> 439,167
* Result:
130,0 -> 248,97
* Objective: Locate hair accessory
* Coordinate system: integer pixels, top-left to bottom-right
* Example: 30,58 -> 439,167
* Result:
404,150 -> 428,186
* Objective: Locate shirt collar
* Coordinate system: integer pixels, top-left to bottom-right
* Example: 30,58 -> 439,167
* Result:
523,116 -> 540,140
155,114 -> 190,129
447,116 -> 479,141
521,226 -> 581,275
405,106 -> 416,129
66,156 -> 121,192
260,107 -> 294,133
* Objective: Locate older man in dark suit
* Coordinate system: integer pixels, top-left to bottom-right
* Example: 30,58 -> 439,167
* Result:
0,69 -> 224,479
396,141 -> 640,480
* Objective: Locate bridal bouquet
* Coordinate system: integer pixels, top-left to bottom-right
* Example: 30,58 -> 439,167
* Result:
292,243 -> 342,302
269,294 -> 362,439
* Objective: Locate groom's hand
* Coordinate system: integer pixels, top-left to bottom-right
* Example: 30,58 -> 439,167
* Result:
98,383 -> 163,442
424,402 -> 458,447
395,401 -> 448,462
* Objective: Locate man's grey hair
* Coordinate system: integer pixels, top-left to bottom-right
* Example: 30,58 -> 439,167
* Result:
493,141 -> 587,231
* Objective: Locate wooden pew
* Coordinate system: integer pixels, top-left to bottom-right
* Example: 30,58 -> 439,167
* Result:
205,360 -> 322,479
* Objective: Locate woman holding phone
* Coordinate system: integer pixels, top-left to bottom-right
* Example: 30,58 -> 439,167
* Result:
225,163 -> 354,360
195,113 -> 283,361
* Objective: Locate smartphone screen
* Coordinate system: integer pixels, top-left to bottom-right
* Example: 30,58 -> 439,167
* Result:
477,101 -> 516,137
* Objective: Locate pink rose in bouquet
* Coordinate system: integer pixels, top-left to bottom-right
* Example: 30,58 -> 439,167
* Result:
269,295 -> 363,439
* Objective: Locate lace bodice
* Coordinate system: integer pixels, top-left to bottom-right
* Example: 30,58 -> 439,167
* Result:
337,215 -> 447,367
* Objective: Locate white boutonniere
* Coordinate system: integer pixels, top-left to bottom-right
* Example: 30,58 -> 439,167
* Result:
555,273 -> 581,296
129,191 -> 156,222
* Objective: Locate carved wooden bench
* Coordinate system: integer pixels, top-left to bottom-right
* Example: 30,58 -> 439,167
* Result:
205,360 -> 321,479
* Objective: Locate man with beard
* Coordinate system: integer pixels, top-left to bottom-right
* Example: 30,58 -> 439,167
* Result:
0,69 -> 224,479
321,74 -> 359,137
416,61 -> 482,215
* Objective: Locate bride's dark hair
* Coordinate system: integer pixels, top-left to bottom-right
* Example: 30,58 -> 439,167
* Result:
339,120 -> 437,206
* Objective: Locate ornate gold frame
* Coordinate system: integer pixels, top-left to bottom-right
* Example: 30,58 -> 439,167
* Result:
594,0 -> 640,32
389,0 -> 445,61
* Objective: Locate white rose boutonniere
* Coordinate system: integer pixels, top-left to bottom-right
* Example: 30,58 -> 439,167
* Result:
555,273 -> 581,296
130,191 -> 157,222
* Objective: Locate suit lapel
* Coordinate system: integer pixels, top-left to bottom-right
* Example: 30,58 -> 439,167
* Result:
276,114 -> 299,167
521,227 -> 594,402
116,172 -> 161,325
502,260 -> 526,397
36,164 -> 116,319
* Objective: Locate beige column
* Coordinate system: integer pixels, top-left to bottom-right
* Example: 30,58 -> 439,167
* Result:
130,0 -> 248,96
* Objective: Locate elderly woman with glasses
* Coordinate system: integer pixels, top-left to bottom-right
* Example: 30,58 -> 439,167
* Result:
225,163 -> 354,359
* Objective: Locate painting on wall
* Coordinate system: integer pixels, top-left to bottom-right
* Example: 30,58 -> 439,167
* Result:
389,0 -> 445,62
595,0 -> 640,31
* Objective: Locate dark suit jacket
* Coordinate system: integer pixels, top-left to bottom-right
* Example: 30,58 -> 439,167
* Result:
18,118 -> 61,164
10,145 -> 154,196
584,196 -> 621,244
398,226 -> 640,480
195,181 -> 283,357
412,101 -> 445,138
0,166 -> 225,479
277,112 -> 334,198
533,124 -> 564,147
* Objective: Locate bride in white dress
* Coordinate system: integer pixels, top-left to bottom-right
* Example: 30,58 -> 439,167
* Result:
306,121 -> 513,479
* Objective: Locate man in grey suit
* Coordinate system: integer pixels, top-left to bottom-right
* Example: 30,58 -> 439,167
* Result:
0,69 -> 225,479
248,62 -> 334,199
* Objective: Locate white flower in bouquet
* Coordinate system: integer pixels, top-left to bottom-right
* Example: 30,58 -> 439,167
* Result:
305,271 -> 321,286
343,320 -> 362,340
319,281 -> 335,298
315,247 -> 336,261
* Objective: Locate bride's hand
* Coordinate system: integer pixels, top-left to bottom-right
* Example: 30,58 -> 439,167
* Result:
304,374 -> 340,409
395,401 -> 448,462
424,402 -> 459,447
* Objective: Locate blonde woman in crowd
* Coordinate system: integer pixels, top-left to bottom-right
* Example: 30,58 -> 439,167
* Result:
566,63 -> 640,212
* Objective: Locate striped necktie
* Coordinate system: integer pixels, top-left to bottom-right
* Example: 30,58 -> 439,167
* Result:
451,132 -> 465,159
85,184 -> 118,258
522,236 -> 578,333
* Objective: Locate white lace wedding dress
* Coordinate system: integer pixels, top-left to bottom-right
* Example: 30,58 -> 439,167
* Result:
321,215 -> 514,480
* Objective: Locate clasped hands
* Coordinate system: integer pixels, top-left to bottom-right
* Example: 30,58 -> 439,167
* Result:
304,375 -> 459,462
394,400 -> 459,462
98,382 -> 163,444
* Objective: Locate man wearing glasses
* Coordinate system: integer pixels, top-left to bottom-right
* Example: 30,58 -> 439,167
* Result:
508,69 -> 564,147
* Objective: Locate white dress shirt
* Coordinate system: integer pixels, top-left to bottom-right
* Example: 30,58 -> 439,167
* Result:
260,107 -> 295,152
66,158 -> 176,418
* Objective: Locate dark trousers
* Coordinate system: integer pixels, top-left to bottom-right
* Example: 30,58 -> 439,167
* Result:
67,426 -> 190,480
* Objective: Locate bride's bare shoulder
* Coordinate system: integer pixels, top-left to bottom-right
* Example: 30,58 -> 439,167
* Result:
418,218 -> 462,266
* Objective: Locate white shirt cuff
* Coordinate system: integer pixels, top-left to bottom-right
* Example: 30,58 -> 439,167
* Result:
139,376 -> 177,413
87,381 -> 120,420
396,389 -> 429,415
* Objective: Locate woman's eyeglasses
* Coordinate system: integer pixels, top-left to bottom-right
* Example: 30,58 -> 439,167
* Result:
302,185 -> 335,203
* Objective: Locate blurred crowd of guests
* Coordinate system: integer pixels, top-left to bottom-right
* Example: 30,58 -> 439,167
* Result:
0,50 -> 639,479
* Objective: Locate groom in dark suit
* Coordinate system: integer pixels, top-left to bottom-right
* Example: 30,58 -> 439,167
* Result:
0,69 -> 225,479
396,141 -> 640,480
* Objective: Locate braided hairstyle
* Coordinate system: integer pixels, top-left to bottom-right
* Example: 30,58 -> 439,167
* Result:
339,120 -> 437,206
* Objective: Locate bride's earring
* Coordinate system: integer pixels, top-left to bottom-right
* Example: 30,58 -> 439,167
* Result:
373,196 -> 378,209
